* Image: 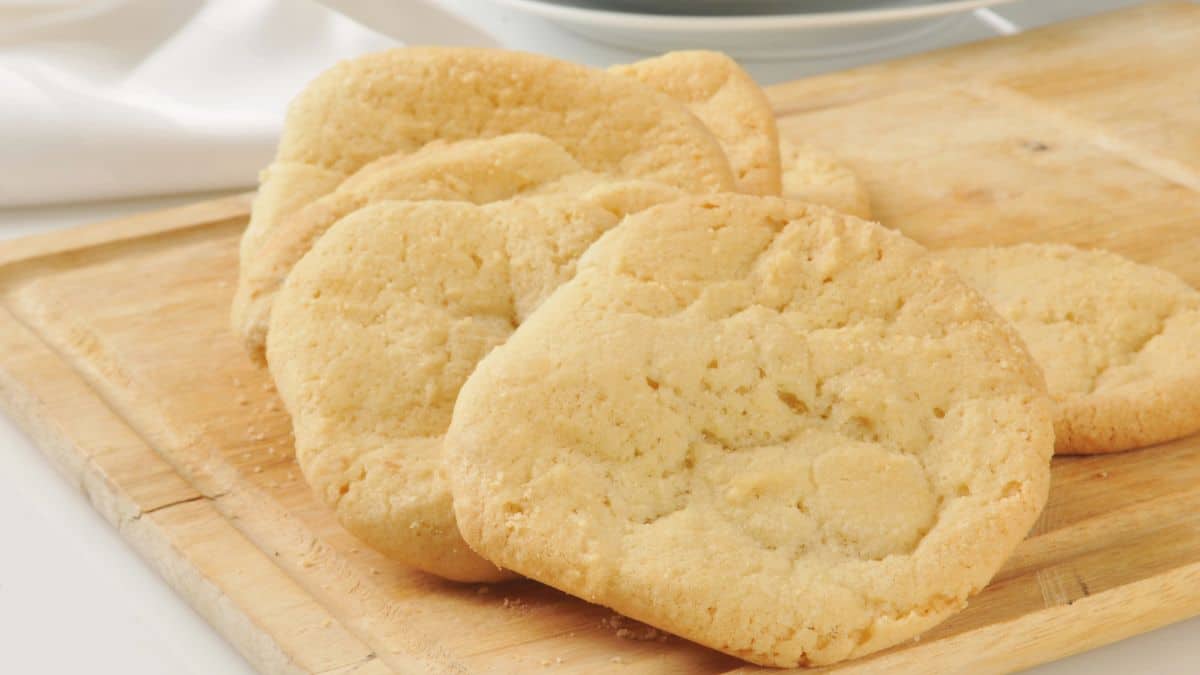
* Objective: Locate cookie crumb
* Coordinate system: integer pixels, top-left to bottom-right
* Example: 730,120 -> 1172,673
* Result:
1095,471 -> 1109,479
476,585 -> 491,595
321,618 -> 332,628
609,656 -> 625,664
604,614 -> 661,641
252,466 -> 263,474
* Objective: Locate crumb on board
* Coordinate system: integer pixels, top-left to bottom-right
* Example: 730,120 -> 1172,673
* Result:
321,618 -> 332,628
610,656 -> 625,664
1096,471 -> 1110,479
603,614 -> 662,642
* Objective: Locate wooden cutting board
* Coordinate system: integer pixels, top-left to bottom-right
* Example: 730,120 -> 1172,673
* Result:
2,4 -> 1200,673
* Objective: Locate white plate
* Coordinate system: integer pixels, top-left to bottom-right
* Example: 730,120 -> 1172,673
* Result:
486,0 -> 1016,59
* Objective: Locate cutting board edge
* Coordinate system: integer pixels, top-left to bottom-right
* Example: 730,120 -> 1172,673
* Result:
0,298 -> 388,675
0,192 -> 253,269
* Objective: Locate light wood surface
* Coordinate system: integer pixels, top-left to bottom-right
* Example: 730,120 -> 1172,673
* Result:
2,4 -> 1199,673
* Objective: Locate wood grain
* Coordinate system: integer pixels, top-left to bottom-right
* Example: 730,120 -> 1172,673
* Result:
1,4 -> 1199,673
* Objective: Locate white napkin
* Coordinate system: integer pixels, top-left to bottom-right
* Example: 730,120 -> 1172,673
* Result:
0,0 -> 399,207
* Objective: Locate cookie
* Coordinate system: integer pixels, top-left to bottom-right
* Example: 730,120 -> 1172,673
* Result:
267,181 -> 684,582
239,46 -> 735,278
611,51 -> 781,196
445,195 -> 1053,666
937,243 -> 1200,454
780,139 -> 872,220
234,133 -> 600,359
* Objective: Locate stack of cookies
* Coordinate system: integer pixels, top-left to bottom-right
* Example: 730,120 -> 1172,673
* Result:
233,47 -> 1200,667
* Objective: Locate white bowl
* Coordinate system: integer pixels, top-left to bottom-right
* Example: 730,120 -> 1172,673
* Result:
486,0 -> 1015,60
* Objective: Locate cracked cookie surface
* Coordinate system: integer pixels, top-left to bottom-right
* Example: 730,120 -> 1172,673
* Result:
445,195 -> 1052,666
611,51 -> 781,196
237,134 -> 608,359
780,139 -> 872,220
939,243 -> 1200,454
237,47 -> 736,352
267,181 -> 684,582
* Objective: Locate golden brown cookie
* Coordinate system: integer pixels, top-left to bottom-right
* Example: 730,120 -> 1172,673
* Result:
938,243 -> 1200,454
446,195 -> 1052,665
238,46 -> 735,273
268,181 -> 684,582
236,48 -> 737,356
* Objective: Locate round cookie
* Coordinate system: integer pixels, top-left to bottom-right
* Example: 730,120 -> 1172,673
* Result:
780,139 -> 873,220
937,243 -> 1200,454
611,51 -> 781,196
268,181 -> 685,582
235,134 -> 604,359
240,46 -> 735,275
445,195 -> 1053,666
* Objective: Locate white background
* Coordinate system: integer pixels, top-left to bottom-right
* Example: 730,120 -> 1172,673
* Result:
1,1 -> 1198,673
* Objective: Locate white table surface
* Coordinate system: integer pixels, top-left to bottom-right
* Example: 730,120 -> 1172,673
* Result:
2,1 -> 1197,673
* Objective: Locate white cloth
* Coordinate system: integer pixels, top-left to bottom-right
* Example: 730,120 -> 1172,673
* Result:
0,0 -> 399,206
